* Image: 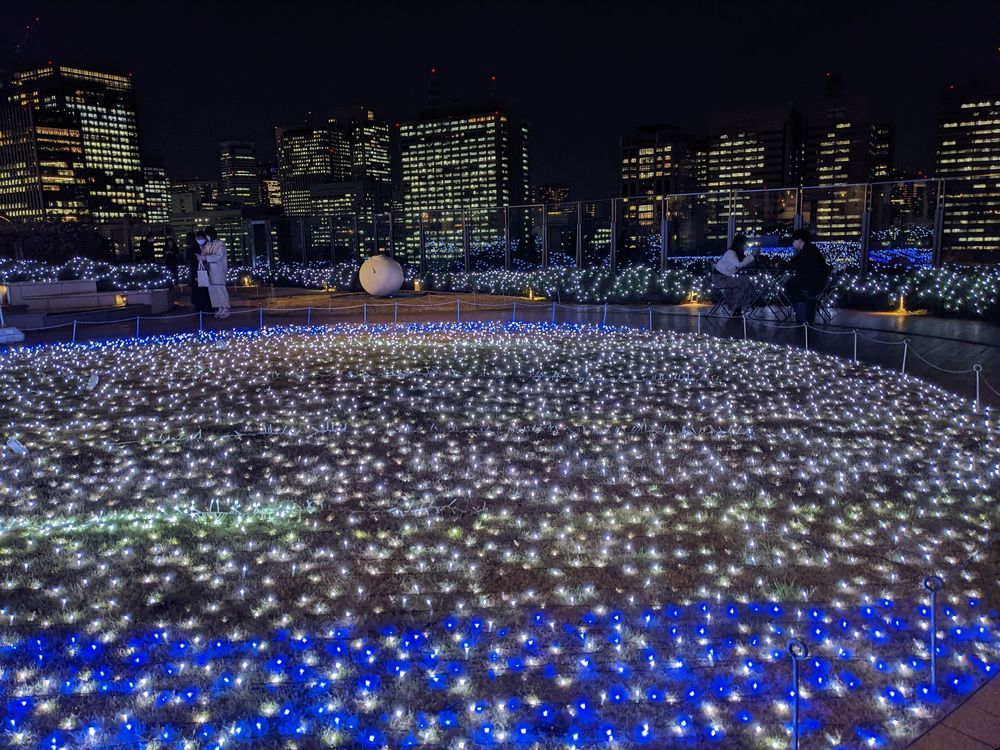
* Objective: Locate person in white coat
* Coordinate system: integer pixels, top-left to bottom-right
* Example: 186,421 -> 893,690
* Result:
197,226 -> 231,319
711,234 -> 759,315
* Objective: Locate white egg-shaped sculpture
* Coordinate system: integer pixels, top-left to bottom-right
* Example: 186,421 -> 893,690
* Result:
359,254 -> 404,297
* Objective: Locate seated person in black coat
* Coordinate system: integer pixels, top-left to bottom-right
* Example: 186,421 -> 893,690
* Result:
784,229 -> 831,325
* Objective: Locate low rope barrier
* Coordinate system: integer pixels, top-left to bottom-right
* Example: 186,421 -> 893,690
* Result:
6,300 -> 997,410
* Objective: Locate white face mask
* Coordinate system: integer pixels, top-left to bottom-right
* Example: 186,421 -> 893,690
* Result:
196,238 -> 207,246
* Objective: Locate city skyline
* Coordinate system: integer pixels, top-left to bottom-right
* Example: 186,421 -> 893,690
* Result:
4,0 -> 997,201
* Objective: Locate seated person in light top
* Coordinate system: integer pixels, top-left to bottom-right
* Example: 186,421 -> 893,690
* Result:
711,234 -> 758,315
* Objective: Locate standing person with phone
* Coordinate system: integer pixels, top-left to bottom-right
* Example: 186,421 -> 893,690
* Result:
187,232 -> 213,314
198,226 -> 231,319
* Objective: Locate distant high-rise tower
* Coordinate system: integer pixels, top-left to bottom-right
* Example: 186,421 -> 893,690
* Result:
620,125 -> 694,199
329,105 -> 392,214
400,107 -> 529,264
802,102 -> 894,243
219,141 -> 262,204
275,124 -> 340,217
702,105 -> 804,192
142,164 -> 170,225
0,64 -> 144,222
935,95 -> 1000,260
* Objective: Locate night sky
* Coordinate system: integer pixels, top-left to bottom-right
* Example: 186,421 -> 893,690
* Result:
5,0 -> 998,199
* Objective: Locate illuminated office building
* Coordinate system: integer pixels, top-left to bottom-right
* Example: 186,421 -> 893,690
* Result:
0,64 -> 144,222
330,105 -> 392,214
702,105 -> 803,192
620,126 -> 694,199
935,96 -> 1000,260
219,141 -> 261,204
802,103 -> 894,242
0,100 -> 87,221
400,108 -> 529,264
258,162 -> 282,208
142,164 -> 170,225
275,124 -> 342,217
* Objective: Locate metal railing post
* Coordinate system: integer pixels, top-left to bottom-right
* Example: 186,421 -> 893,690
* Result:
462,209 -> 470,273
576,202 -> 583,270
135,316 -> 140,338
609,200 -> 618,273
503,206 -> 512,272
419,214 -> 428,276
804,324 -> 809,351
456,299 -> 461,323
394,302 -> 398,323
199,311 -> 203,333
259,306 -> 263,329
511,300 -> 517,323
974,364 -> 982,412
72,320 -> 77,343
541,204 -> 549,269
859,183 -> 873,276
660,196 -> 669,271
726,191 -> 736,249
306,306 -> 311,326
788,640 -> 808,750
901,338 -> 910,374
932,179 -> 945,267
648,304 -> 653,330
363,303 -> 368,325
853,329 -> 858,361
923,576 -> 943,693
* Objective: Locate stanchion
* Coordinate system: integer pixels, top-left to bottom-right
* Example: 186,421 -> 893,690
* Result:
259,306 -> 264,329
787,639 -> 808,750
853,329 -> 858,362
901,338 -> 910,374
363,303 -> 368,325
512,301 -> 517,324
72,320 -> 77,343
306,306 -> 311,326
923,575 -> 944,693
742,314 -> 747,340
697,312 -> 701,335
394,302 -> 398,323
648,304 -> 653,330
602,303 -> 608,327
199,311 -> 204,333
135,317 -> 140,338
974,364 -> 982,412
551,302 -> 557,324
804,324 -> 809,352
456,299 -> 461,323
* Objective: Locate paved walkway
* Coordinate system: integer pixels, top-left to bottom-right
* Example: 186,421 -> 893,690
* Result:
907,674 -> 1000,749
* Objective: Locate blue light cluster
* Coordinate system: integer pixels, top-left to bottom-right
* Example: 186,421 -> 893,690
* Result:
1,600 -> 995,749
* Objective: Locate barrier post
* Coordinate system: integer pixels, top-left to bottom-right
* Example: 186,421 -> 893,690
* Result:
512,300 -> 517,323
853,329 -> 858,362
788,640 -> 808,750
363,303 -> 368,325
259,306 -> 264,329
742,314 -> 747,340
697,312 -> 701,335
602,303 -> 608,327
902,338 -> 910,374
456,299 -> 461,323
648,304 -> 653,330
804,324 -> 809,352
306,306 -> 311,326
199,311 -> 204,333
135,316 -> 140,338
923,576 -> 944,692
72,320 -> 77,343
394,302 -> 398,324
551,302 -> 557,324
974,364 -> 982,413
